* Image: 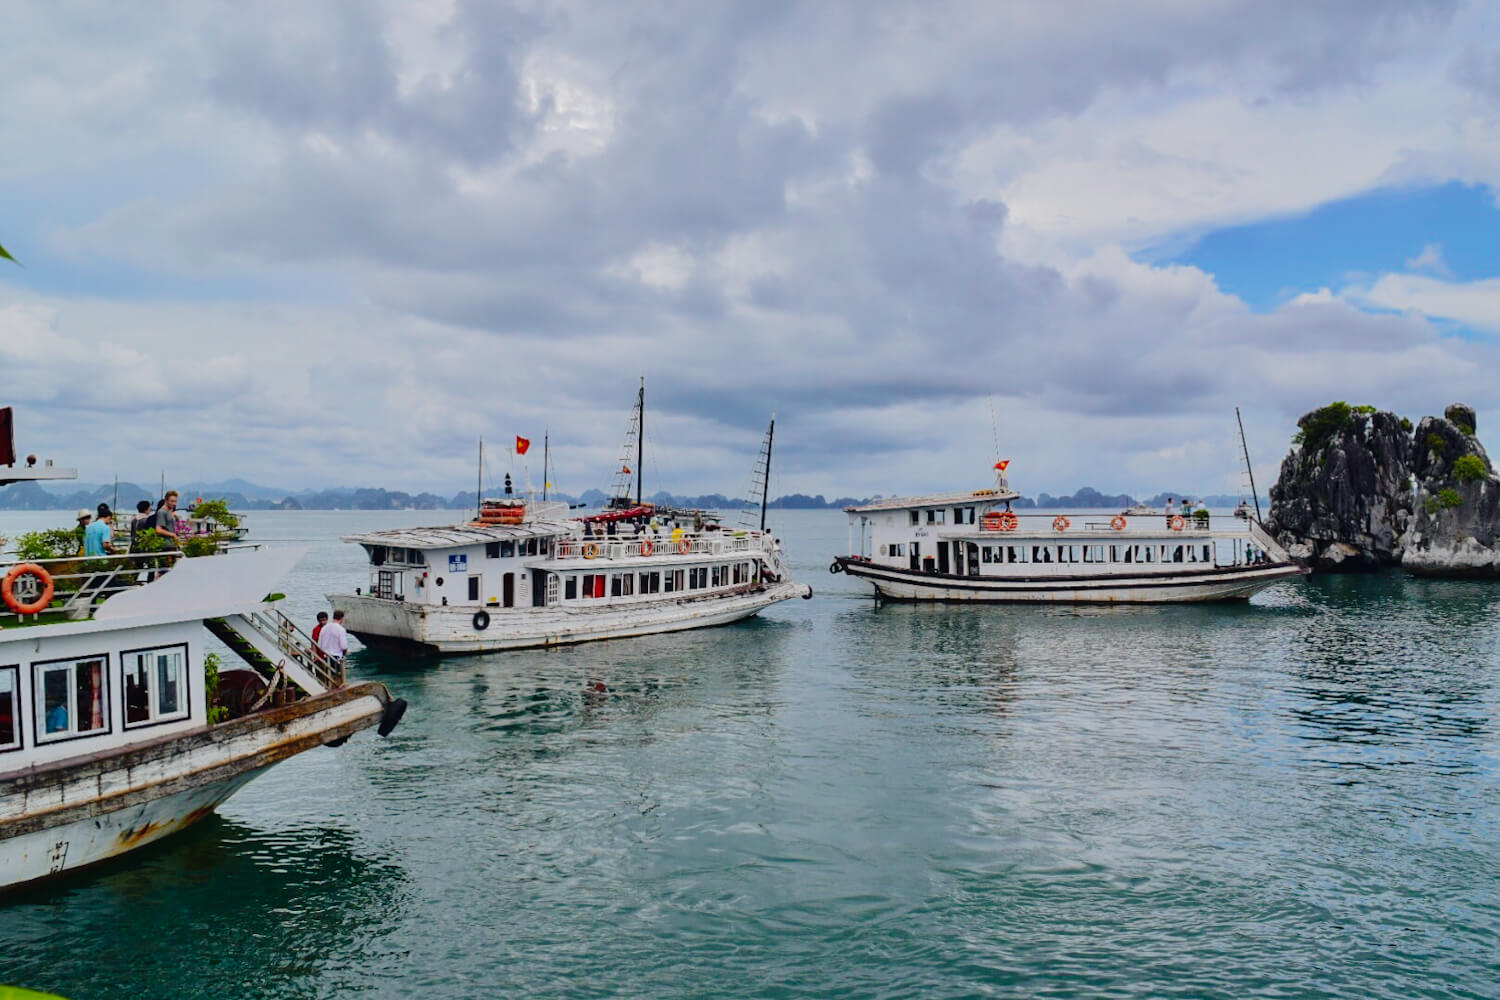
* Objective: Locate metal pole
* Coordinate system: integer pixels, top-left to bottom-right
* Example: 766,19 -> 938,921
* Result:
635,377 -> 644,506
1236,407 -> 1263,523
477,437 -> 483,520
542,432 -> 549,502
760,414 -> 775,532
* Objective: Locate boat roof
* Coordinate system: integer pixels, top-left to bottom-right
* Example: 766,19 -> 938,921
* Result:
845,485 -> 1020,513
343,519 -> 576,548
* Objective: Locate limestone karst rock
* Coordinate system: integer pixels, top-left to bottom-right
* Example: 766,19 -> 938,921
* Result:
1268,402 -> 1500,577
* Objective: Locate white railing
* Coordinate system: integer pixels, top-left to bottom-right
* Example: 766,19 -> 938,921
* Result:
552,531 -> 764,562
0,551 -> 185,626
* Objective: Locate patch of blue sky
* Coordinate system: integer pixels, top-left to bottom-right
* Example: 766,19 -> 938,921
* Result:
1141,182 -> 1500,311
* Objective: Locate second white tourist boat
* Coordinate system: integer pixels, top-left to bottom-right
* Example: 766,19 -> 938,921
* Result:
832,464 -> 1306,603
329,384 -> 811,655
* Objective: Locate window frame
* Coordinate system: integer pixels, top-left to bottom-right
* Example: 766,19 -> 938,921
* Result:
0,664 -> 21,752
120,642 -> 191,730
33,653 -> 112,745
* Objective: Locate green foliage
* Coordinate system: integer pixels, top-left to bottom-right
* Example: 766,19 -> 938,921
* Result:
1454,454 -> 1487,483
263,592 -> 286,603
15,526 -> 84,560
182,535 -> 222,558
204,651 -> 228,725
1455,421 -> 1475,436
1192,508 -> 1210,524
0,241 -> 16,265
132,528 -> 169,553
1400,417 -> 1413,434
1352,404 -> 1377,415
1424,496 -> 1442,514
191,498 -> 240,529
1439,489 -> 1464,509
1426,432 -> 1446,455
1293,401 -> 1354,449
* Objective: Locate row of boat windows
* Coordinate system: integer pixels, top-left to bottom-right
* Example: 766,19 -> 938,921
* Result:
884,543 -> 1216,564
564,562 -> 754,600
372,539 -> 553,566
0,644 -> 188,752
910,507 -> 979,526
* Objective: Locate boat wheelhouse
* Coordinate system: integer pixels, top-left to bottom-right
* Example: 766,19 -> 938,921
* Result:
832,468 -> 1306,603
0,408 -> 405,890
329,388 -> 811,655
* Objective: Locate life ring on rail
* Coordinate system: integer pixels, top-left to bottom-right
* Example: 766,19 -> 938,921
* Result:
1052,516 -> 1071,532
981,511 -> 1004,531
640,539 -> 654,557
997,511 -> 1018,532
1111,515 -> 1127,531
1169,515 -> 1186,532
677,539 -> 691,555
2,563 -> 54,615
583,543 -> 598,560
472,610 -> 490,631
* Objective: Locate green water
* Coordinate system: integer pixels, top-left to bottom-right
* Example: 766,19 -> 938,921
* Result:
3,510 -> 1498,998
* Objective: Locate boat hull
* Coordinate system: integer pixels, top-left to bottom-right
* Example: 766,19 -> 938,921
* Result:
835,557 -> 1306,603
0,682 -> 394,891
330,581 -> 813,655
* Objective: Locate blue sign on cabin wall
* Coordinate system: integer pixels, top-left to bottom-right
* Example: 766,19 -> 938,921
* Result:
449,554 -> 467,572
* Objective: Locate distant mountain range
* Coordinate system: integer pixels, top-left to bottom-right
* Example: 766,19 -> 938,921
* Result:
0,478 -> 1265,513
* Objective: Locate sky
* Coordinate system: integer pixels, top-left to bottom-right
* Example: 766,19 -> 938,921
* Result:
3,0 -> 1499,502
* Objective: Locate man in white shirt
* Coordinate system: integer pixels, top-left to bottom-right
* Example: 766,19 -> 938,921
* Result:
317,609 -> 350,665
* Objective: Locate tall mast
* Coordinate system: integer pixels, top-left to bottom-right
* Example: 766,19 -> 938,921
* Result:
760,414 -> 775,531
635,376 -> 644,506
477,437 -> 483,520
1236,407 -> 1262,523
542,432 -> 549,502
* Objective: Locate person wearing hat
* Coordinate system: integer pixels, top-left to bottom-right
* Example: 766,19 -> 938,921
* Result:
74,508 -> 92,555
84,503 -> 117,557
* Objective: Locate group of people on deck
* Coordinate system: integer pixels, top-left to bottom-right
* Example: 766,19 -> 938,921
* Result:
74,490 -> 182,556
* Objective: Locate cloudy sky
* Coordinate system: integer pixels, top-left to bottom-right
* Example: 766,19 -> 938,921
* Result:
3,0 -> 1498,501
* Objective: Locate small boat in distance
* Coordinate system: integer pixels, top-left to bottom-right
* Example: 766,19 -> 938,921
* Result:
831,464 -> 1306,603
329,381 -> 811,655
0,406 -> 405,890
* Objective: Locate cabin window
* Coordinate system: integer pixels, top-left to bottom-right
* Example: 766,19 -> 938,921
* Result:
1202,545 -> 1212,563
909,511 -> 920,526
539,538 -> 550,555
1033,546 -> 1052,563
122,644 -> 188,728
468,576 -> 481,601
486,542 -> 501,559
0,666 -> 19,751
34,655 -> 109,743
732,563 -> 748,584
639,572 -> 660,594
500,541 -> 516,558
981,546 -> 992,563
581,573 -> 597,598
926,509 -> 946,525
566,576 -> 578,600
690,567 -> 708,588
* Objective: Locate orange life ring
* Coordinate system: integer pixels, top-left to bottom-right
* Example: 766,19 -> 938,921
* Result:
583,543 -> 598,560
640,539 -> 654,557
981,511 -> 1004,531
1169,515 -> 1186,532
677,539 -> 691,555
1052,515 -> 1071,532
997,511 -> 1018,532
1111,515 -> 1127,531
3,563 -> 55,615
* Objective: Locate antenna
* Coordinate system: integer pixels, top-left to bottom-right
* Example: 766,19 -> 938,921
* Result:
477,437 -> 483,521
1236,407 -> 1263,523
543,431 -> 549,502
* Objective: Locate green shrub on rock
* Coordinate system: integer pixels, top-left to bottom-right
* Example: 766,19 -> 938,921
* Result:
1426,432 -> 1446,456
1439,488 -> 1463,509
1400,417 -> 1413,433
1454,455 -> 1487,483
1294,402 -> 1354,449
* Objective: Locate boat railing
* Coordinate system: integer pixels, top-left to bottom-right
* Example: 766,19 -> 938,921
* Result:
248,606 -> 345,690
0,550 -> 186,627
551,531 -> 764,563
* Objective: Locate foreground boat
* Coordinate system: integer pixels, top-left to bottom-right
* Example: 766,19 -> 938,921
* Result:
0,412 -> 405,891
329,388 -> 811,655
832,466 -> 1306,603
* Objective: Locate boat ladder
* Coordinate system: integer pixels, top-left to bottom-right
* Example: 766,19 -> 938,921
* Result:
205,607 -> 344,696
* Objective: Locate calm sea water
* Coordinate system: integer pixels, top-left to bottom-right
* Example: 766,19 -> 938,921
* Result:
3,509 -> 1499,998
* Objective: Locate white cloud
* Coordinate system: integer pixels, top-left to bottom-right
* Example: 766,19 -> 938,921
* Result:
1352,273 -> 1500,333
1405,242 -> 1450,275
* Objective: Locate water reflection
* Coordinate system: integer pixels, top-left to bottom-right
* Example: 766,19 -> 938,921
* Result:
0,817 -> 409,1000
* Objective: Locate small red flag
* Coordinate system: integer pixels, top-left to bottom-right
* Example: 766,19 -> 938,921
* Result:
515,435 -> 530,455
995,460 -> 1010,472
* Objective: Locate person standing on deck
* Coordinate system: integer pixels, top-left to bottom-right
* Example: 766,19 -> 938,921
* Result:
317,610 -> 350,666
129,500 -> 153,552
312,611 -> 328,645
84,503 -> 117,556
151,491 -> 181,549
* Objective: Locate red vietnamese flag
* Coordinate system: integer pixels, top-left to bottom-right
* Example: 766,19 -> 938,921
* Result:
995,460 -> 1010,472
515,435 -> 530,455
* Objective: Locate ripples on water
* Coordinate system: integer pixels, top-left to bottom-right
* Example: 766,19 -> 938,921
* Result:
2,511 -> 1498,998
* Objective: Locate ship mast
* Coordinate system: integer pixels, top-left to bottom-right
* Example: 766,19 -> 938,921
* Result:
636,377 -> 644,506
760,415 -> 775,531
1236,407 -> 1262,523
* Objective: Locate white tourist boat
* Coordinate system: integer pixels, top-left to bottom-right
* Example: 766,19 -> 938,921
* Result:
329,387 -> 811,655
832,465 -> 1306,603
0,409 -> 405,891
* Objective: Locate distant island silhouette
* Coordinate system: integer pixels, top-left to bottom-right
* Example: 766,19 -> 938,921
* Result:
0,479 -> 1264,513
